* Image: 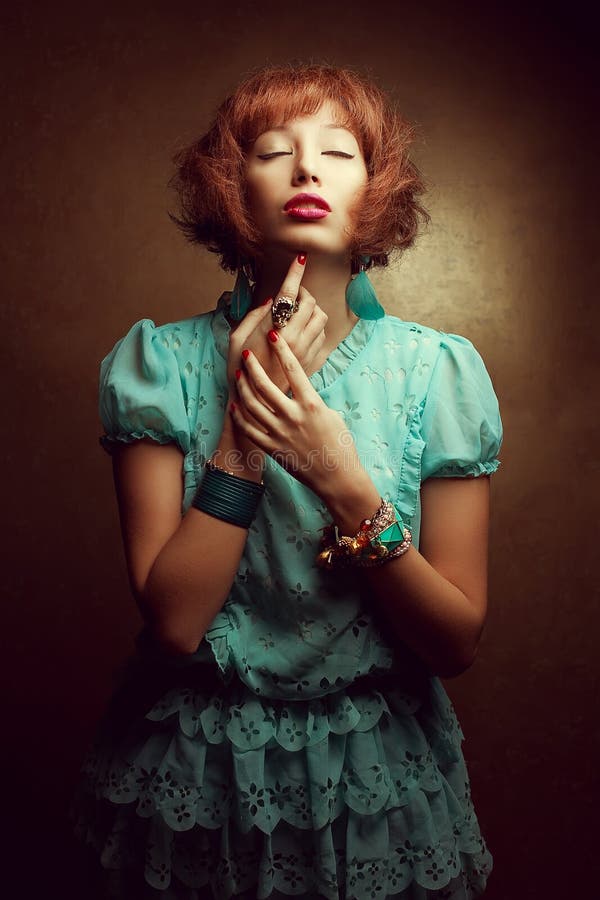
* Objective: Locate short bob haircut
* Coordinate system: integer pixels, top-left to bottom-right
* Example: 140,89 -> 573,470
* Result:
169,64 -> 429,273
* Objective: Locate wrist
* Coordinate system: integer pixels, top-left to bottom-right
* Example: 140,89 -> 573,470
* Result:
216,417 -> 265,484
317,498 -> 412,570
320,470 -> 381,534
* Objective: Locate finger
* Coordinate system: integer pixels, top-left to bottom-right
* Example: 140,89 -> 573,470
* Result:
291,288 -> 328,346
268,288 -> 315,347
265,329 -> 315,402
240,347 -> 296,415
230,297 -> 273,343
233,376 -> 272,432
229,400 -> 277,454
280,284 -> 316,331
235,368 -> 280,432
300,329 -> 327,373
275,253 -> 307,305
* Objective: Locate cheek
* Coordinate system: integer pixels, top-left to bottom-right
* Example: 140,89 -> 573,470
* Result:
340,191 -> 368,238
245,175 -> 276,218
244,177 -> 260,211
344,174 -> 369,216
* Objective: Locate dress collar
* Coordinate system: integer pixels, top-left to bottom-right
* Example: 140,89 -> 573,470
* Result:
211,291 -> 379,392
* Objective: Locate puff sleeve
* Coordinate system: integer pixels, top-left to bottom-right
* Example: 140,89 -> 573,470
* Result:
420,333 -> 502,480
98,319 -> 191,455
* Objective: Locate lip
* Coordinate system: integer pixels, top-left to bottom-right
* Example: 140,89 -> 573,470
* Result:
284,193 -> 331,219
285,207 -> 330,220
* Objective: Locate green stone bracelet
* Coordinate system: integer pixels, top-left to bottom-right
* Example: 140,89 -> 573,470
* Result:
316,499 -> 412,568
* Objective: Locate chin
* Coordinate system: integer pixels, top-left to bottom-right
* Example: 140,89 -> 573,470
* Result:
273,233 -> 348,257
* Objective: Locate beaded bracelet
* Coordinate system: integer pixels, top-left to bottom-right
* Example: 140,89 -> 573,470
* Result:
316,499 -> 412,569
192,457 -> 265,529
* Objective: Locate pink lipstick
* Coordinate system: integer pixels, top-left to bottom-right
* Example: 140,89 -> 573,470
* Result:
284,193 -> 331,220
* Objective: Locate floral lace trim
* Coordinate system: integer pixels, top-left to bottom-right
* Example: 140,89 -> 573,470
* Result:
80,678 -> 471,836
74,672 -> 491,898
74,796 -> 492,899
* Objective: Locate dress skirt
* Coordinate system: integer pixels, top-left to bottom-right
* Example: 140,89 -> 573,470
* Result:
72,654 -> 492,900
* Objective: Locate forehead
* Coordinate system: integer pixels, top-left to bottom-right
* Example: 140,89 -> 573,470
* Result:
247,100 -> 359,144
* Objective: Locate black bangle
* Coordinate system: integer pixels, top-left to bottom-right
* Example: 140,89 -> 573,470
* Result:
191,461 -> 265,529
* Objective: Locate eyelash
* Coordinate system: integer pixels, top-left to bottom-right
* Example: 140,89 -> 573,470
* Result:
257,151 -> 355,160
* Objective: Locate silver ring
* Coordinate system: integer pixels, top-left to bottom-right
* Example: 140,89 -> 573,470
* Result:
271,295 -> 299,329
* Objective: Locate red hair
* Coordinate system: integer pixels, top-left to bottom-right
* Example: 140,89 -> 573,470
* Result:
169,64 -> 429,272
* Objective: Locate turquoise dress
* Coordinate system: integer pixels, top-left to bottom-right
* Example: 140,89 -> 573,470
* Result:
74,293 -> 502,900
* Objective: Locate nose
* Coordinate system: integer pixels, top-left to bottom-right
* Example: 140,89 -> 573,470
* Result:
292,152 -> 321,186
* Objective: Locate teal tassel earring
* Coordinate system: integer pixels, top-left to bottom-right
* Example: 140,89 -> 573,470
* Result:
346,256 -> 385,320
229,264 -> 254,320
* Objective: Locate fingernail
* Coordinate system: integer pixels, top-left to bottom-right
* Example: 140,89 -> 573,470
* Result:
262,296 -> 273,305
268,329 -> 279,343
297,253 -> 307,265
235,368 -> 241,380
229,401 -> 236,413
242,349 -> 250,360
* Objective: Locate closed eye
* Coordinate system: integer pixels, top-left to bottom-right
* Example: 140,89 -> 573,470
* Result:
257,150 -> 355,160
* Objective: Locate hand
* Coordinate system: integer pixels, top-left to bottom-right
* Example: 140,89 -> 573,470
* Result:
226,254 -> 328,396
229,328 -> 363,498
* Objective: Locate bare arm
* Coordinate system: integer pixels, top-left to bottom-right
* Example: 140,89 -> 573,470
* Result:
319,471 -> 491,678
112,417 -> 263,655
108,256 -> 328,655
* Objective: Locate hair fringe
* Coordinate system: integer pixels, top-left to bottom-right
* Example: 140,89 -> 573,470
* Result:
168,64 -> 430,273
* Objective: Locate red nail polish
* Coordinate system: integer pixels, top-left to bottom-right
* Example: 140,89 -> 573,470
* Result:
297,253 -> 307,265
262,296 -> 273,305
242,349 -> 250,360
229,401 -> 236,413
268,329 -> 279,343
235,368 -> 241,380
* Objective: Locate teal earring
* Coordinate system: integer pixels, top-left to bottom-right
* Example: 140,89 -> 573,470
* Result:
346,256 -> 385,320
229,264 -> 254,320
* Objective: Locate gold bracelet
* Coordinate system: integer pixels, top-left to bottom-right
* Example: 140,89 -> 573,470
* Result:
316,499 -> 412,569
205,455 -> 265,486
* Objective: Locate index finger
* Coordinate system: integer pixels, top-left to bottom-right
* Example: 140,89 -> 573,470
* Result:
276,253 -> 307,302
266,327 -> 314,402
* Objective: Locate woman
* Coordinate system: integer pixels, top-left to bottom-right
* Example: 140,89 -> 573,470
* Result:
74,64 -> 502,899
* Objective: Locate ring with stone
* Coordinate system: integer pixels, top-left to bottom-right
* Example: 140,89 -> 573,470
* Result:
271,295 -> 300,329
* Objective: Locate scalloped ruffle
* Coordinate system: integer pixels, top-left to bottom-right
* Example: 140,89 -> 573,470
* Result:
427,459 -> 501,479
394,399 -> 426,527
307,316 -> 378,393
99,429 -> 191,456
75,796 -> 492,899
74,671 -> 492,898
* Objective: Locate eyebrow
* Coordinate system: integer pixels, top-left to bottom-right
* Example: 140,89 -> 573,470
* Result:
263,123 -> 352,133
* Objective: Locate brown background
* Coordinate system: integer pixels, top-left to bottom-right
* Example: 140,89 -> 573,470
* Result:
2,1 -> 598,898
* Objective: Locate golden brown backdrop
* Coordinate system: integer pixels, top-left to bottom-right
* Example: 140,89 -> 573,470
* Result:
2,1 -> 598,897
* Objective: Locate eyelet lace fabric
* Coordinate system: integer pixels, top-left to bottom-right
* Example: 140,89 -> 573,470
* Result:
83,297 -> 502,898
73,662 -> 492,899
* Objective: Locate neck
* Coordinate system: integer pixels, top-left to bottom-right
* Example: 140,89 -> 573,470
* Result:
252,251 -> 359,346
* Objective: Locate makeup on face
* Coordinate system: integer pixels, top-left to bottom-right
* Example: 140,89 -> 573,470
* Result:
284,193 -> 331,220
244,103 -> 368,255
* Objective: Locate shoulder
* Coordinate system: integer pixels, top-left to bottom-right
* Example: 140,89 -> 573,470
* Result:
119,307 -> 215,349
101,297 -> 225,375
379,314 -> 476,350
366,315 -> 446,380
375,313 -> 445,354
98,304 -> 226,455
377,315 -> 493,373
